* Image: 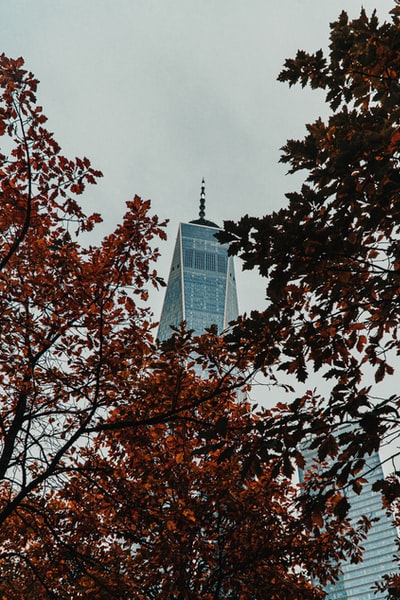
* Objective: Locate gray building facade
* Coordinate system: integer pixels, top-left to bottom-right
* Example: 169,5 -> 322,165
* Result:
301,439 -> 398,599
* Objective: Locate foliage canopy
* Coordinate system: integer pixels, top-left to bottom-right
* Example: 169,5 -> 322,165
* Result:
0,53 -> 361,598
4,1 -> 400,594
221,2 -> 400,595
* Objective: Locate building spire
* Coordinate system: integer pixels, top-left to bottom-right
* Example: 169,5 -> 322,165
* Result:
189,178 -> 219,228
199,178 -> 206,220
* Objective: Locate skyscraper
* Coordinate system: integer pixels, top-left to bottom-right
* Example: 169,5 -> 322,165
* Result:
158,180 -> 239,340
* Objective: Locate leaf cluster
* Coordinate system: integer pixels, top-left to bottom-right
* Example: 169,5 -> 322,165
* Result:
0,53 -> 355,599
222,3 -> 400,593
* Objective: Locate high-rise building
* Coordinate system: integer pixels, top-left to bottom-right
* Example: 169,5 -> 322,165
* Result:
158,180 -> 239,340
301,438 -> 398,599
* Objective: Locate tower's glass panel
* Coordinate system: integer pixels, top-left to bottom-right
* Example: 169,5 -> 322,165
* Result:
157,231 -> 184,341
158,221 -> 239,340
225,257 -> 239,325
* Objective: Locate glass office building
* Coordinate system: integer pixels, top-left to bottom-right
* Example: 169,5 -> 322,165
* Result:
301,439 -> 398,599
158,184 -> 238,340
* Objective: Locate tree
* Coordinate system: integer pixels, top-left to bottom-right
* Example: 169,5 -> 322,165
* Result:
0,321 -> 364,598
0,54 -> 363,598
220,1 -> 400,594
0,55 -> 368,600
0,53 -> 166,593
6,333 -> 367,599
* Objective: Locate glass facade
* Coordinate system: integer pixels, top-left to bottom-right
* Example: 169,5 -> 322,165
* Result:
301,439 -> 398,599
158,221 -> 239,340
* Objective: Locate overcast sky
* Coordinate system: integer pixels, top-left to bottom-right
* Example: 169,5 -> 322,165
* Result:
1,1 -> 395,321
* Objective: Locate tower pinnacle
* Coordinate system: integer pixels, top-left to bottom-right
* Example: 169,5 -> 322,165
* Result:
190,178 -> 218,228
199,178 -> 206,220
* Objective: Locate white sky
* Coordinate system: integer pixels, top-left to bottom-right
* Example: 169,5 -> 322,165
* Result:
0,1 -> 395,320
